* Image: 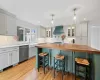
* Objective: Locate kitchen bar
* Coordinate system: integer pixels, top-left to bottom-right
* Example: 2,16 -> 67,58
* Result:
35,43 -> 100,80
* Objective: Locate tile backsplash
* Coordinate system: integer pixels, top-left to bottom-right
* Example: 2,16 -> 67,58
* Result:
0,35 -> 17,45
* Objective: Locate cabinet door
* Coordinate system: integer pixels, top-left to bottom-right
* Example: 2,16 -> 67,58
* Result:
40,27 -> 46,38
0,12 -> 6,35
6,15 -> 17,36
81,23 -> 88,36
39,27 -> 46,38
75,37 -> 81,44
75,37 -> 88,45
72,27 -> 75,36
82,37 -> 88,45
68,27 -> 71,36
29,47 -> 36,58
11,50 -> 19,65
76,25 -> 81,36
0,53 -> 9,70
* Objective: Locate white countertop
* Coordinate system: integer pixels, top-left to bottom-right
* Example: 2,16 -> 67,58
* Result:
0,42 -> 38,48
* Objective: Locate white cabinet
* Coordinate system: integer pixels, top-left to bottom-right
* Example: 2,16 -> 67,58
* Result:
0,47 -> 19,71
68,27 -> 75,37
11,50 -> 19,65
6,15 -> 17,36
0,9 -> 16,36
0,12 -> 6,35
76,22 -> 88,37
81,23 -> 88,36
0,52 -> 9,70
82,37 -> 87,45
66,25 -> 75,37
76,24 -> 81,36
38,26 -> 46,38
75,22 -> 88,45
29,47 -> 36,58
46,28 -> 52,37
76,37 -> 87,45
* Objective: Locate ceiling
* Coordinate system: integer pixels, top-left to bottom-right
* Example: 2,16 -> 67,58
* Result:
0,0 -> 100,27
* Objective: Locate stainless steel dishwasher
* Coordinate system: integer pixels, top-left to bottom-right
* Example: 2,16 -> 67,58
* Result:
19,45 -> 29,62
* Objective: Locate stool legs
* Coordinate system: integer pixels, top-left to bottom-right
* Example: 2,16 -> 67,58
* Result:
62,60 -> 64,80
75,62 -> 76,80
54,57 -> 56,78
53,57 -> 65,80
43,56 -> 45,74
38,53 -> 49,74
38,56 -> 40,72
48,54 -> 49,70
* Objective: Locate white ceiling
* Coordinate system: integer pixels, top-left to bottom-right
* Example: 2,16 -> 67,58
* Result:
0,0 -> 100,27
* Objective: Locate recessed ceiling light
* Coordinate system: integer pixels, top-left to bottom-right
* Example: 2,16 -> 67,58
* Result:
84,18 -> 86,21
38,21 -> 40,24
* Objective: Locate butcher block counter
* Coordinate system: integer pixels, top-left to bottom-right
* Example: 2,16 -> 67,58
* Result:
35,43 -> 100,54
35,43 -> 100,80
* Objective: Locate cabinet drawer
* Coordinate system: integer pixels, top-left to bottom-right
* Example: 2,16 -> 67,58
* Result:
0,47 -> 19,54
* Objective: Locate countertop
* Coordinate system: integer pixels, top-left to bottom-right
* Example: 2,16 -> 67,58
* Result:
0,42 -> 38,48
35,43 -> 100,54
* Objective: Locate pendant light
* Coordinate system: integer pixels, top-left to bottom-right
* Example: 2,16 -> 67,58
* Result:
51,14 -> 55,24
73,8 -> 77,20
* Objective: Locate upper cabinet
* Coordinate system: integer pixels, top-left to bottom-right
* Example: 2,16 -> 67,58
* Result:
46,28 -> 52,38
0,12 -> 6,35
6,15 -> 16,36
38,26 -> 46,38
67,25 -> 75,37
76,22 -> 88,37
75,22 -> 88,45
0,9 -> 16,36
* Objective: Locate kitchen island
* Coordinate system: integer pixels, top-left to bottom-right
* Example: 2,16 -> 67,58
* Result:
35,43 -> 100,80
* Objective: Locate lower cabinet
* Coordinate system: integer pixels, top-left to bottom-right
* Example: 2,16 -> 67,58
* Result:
75,36 -> 88,45
0,52 -> 9,70
0,47 -> 19,71
29,47 -> 36,58
12,50 -> 19,65
9,50 -> 19,65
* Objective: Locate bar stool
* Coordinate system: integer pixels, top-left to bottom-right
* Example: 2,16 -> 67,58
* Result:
54,54 -> 65,80
38,52 -> 49,74
75,58 -> 90,80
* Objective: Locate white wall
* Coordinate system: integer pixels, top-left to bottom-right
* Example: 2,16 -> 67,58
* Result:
91,26 -> 100,49
16,19 -> 37,29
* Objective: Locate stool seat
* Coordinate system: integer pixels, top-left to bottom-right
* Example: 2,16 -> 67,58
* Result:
39,52 -> 48,57
55,54 -> 64,60
75,58 -> 90,66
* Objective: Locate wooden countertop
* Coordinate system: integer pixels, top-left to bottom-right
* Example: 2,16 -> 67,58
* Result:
35,43 -> 100,54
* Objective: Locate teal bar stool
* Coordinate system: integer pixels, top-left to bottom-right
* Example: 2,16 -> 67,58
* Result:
38,52 -> 49,74
75,58 -> 91,80
53,54 -> 65,80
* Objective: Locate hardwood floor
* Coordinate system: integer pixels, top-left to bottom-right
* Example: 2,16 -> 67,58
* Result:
0,57 -> 78,80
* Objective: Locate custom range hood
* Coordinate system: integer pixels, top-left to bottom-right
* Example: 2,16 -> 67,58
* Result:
53,25 -> 64,35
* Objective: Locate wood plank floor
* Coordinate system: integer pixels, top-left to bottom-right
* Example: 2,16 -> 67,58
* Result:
0,57 -> 79,80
